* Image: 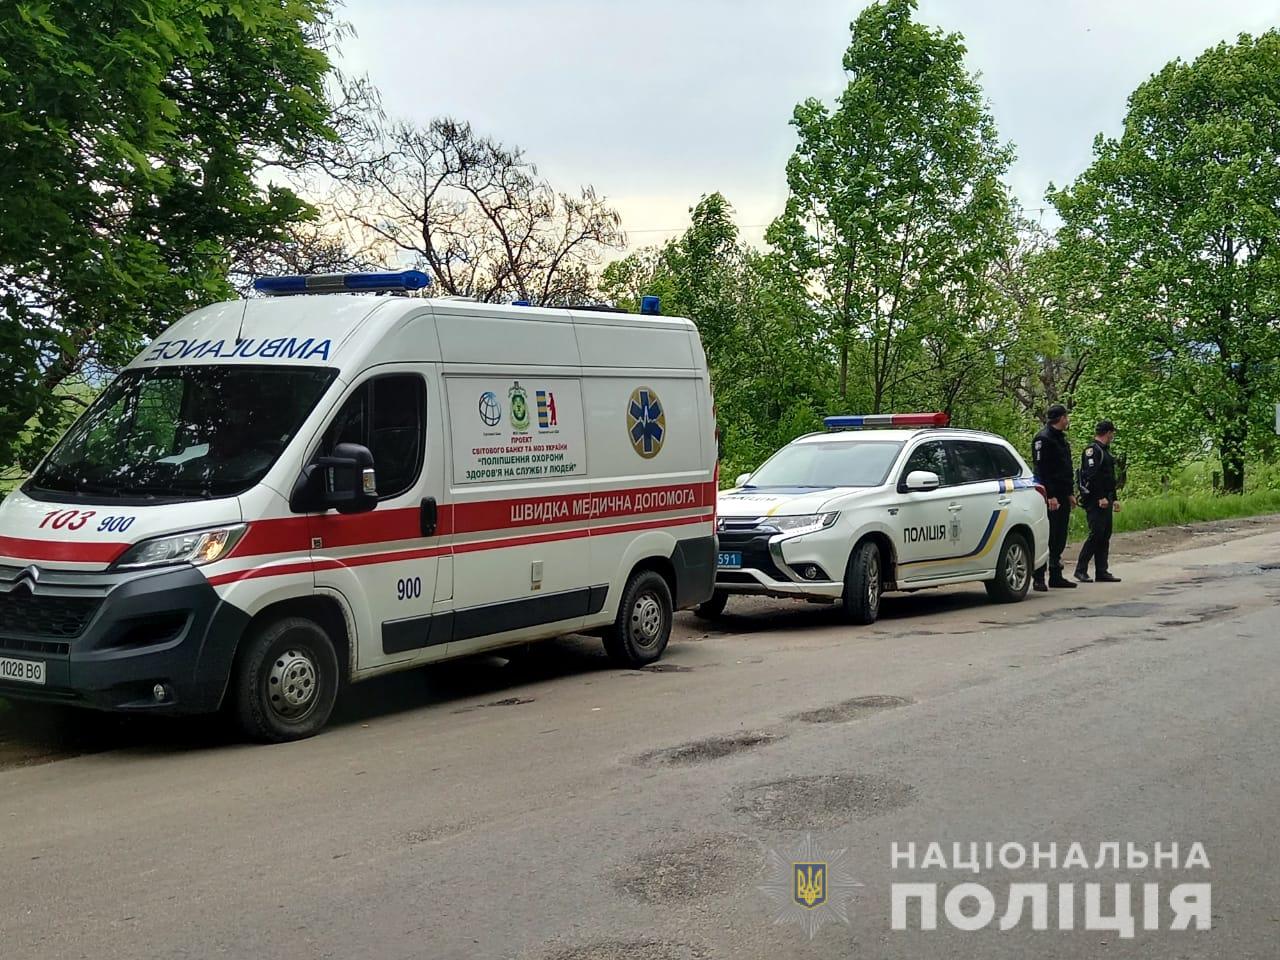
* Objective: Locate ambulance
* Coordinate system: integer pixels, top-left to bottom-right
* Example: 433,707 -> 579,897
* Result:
707,413 -> 1050,623
0,272 -> 717,741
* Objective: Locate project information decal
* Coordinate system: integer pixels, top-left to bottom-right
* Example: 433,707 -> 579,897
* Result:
448,377 -> 587,484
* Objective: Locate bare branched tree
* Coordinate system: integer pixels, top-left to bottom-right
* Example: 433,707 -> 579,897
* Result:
327,118 -> 625,303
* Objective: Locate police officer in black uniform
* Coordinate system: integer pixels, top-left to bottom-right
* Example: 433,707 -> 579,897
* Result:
1075,420 -> 1122,583
1031,404 -> 1077,590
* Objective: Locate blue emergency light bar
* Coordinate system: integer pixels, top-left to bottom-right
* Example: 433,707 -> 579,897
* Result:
824,412 -> 951,430
252,270 -> 432,296
640,295 -> 661,315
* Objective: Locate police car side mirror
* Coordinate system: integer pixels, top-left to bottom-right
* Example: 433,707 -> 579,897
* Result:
735,472 -> 752,488
291,442 -> 378,514
904,470 -> 941,492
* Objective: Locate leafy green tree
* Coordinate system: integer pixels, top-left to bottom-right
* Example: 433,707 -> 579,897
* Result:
601,194 -> 835,476
0,0 -> 342,471
768,0 -> 1015,410
1051,31 -> 1280,493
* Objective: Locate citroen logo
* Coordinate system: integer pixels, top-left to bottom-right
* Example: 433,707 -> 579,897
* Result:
11,565 -> 40,596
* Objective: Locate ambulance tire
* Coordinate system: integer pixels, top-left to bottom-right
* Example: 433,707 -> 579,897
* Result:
985,532 -> 1032,604
693,590 -> 729,620
604,570 -> 673,667
841,540 -> 882,625
231,616 -> 340,743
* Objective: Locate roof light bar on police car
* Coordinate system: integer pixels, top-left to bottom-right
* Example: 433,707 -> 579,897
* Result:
823,412 -> 951,431
252,270 -> 432,296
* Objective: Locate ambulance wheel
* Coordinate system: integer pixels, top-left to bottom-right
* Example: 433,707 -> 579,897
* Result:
231,616 -> 339,743
985,533 -> 1032,603
693,590 -> 729,620
604,570 -> 673,667
842,540 -> 882,625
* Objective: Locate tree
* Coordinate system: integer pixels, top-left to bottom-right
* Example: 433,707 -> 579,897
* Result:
768,0 -> 1016,411
1051,31 -> 1280,493
602,194 -> 835,474
0,0 -> 343,471
329,118 -> 625,304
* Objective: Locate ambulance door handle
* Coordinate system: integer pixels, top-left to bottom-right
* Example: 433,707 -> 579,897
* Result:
420,497 -> 438,537
947,503 -> 962,512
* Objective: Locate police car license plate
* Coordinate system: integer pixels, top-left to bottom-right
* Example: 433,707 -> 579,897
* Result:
717,551 -> 743,569
0,656 -> 45,686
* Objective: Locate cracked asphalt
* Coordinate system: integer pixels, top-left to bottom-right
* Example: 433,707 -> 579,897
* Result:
2,516 -> 1279,959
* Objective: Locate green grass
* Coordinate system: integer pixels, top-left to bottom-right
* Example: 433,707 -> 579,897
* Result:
1068,489 -> 1280,541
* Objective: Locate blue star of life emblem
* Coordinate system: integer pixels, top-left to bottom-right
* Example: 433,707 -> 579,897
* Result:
628,386 -> 666,459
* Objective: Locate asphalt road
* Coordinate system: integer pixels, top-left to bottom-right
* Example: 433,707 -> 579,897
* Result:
2,518 -> 1279,960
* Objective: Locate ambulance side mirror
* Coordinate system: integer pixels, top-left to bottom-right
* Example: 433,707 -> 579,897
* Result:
291,442 -> 378,514
904,470 -> 941,492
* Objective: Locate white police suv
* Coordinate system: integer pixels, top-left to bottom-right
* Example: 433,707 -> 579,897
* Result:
704,413 -> 1050,623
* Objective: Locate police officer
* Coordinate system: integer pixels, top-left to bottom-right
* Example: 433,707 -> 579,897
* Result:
1075,420 -> 1122,582
1031,404 -> 1077,590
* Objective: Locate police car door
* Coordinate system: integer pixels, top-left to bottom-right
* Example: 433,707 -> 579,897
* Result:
894,439 -> 963,583
307,368 -> 448,671
943,440 -> 1008,577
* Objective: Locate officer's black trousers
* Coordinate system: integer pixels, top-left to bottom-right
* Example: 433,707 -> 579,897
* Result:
1076,504 -> 1113,576
1042,501 -> 1071,578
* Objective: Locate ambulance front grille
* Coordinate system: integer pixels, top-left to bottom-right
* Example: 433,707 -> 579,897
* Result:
0,592 -> 99,641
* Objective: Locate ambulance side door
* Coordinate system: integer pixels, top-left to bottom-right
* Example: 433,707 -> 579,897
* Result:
308,367 -> 450,672
893,439 -> 962,582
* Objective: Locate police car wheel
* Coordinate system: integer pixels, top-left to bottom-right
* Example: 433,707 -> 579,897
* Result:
231,616 -> 340,743
603,570 -> 673,667
693,590 -> 729,620
842,540 -> 882,625
985,533 -> 1032,604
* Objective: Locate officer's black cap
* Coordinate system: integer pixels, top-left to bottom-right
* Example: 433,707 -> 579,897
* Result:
1095,419 -> 1116,435
1046,404 -> 1068,423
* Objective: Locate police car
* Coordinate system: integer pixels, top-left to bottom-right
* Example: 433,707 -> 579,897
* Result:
705,413 -> 1050,623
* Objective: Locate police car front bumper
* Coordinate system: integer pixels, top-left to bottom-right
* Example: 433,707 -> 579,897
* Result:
0,564 -> 248,714
714,527 -> 845,599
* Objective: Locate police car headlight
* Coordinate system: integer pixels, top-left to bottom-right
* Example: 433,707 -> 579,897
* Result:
766,513 -> 840,535
112,525 -> 247,571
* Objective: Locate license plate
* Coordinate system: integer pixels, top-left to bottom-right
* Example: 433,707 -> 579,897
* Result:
0,656 -> 45,686
717,551 -> 743,570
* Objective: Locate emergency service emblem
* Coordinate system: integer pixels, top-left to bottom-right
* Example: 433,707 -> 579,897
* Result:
508,381 -> 530,431
627,386 -> 665,459
759,834 -> 862,940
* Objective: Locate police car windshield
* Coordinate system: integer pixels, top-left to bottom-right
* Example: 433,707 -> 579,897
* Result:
28,365 -> 337,501
746,440 -> 904,488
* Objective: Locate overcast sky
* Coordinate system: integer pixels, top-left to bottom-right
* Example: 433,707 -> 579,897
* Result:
336,0 -> 1280,248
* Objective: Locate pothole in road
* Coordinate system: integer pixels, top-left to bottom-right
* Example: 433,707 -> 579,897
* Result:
791,695 -> 914,724
610,834 -> 760,904
451,696 -> 535,714
732,773 -> 916,829
1041,602 -> 1164,620
634,732 -> 781,767
639,663 -> 694,673
539,940 -> 709,960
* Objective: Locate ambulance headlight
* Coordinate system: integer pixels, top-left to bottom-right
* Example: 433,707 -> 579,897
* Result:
112,525 -> 247,571
765,513 -> 840,536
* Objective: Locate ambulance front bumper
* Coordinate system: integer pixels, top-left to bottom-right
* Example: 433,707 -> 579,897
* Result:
0,563 -> 248,714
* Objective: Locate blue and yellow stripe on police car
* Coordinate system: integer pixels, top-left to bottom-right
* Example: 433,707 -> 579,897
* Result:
898,509 -> 1008,569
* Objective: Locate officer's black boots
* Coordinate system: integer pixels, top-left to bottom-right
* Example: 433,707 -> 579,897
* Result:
1096,572 -> 1122,583
1049,574 -> 1077,588
1074,569 -> 1093,583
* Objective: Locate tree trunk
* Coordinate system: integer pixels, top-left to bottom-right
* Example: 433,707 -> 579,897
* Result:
1219,423 -> 1247,495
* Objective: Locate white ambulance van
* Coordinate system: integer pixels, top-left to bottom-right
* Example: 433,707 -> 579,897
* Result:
0,272 -> 717,741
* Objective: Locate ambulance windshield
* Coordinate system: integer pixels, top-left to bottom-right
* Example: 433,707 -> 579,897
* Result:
745,440 -> 903,489
28,365 -> 337,501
